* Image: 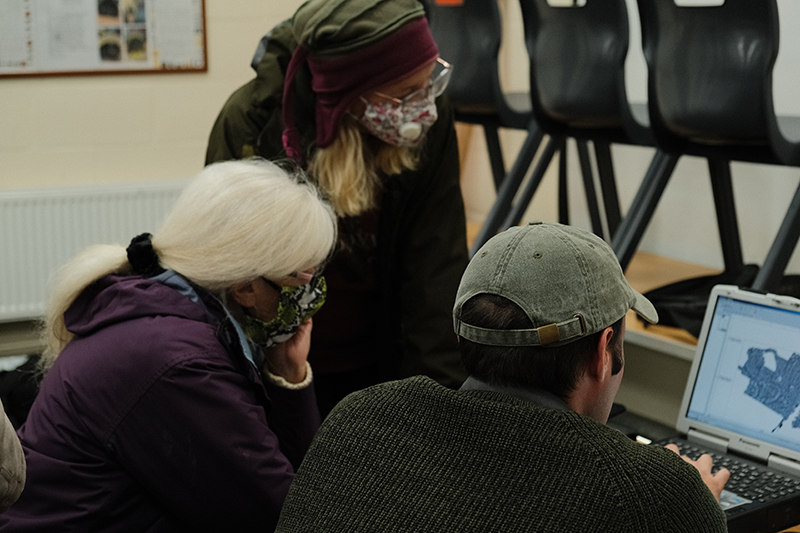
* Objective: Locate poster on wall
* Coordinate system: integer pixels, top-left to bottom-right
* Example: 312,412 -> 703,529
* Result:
0,0 -> 206,77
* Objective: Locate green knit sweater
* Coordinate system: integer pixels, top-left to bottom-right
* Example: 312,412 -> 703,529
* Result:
277,376 -> 727,532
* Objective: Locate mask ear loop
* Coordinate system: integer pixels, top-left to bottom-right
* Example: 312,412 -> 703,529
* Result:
287,271 -> 314,283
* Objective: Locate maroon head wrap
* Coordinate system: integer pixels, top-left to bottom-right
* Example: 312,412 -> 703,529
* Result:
282,17 -> 438,162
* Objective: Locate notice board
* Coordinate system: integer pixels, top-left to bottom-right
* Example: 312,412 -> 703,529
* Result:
0,0 -> 207,78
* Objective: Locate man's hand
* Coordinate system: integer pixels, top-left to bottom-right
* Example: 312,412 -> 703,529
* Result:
263,319 -> 313,384
665,443 -> 731,501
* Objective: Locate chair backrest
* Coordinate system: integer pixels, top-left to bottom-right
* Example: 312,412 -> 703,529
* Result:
426,0 -> 503,113
637,0 -> 779,152
518,0 -> 641,141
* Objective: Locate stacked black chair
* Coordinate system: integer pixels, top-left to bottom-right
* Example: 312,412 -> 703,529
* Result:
426,0 -> 549,259
428,0 -> 614,257
519,0 -> 660,235
426,0 -> 535,193
612,0 -> 800,294
469,0 -> 661,254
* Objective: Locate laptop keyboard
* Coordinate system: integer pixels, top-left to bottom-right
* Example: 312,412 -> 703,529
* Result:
659,438 -> 800,510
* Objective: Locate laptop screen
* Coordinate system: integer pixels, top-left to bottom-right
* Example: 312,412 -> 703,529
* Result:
686,294 -> 800,455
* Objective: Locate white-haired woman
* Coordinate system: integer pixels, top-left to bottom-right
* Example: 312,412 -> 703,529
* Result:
0,159 -> 336,532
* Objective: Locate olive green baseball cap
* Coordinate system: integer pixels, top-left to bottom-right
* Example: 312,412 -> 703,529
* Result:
453,222 -> 657,347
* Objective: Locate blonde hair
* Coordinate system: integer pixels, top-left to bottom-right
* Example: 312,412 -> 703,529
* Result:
309,118 -> 420,217
41,159 -> 337,370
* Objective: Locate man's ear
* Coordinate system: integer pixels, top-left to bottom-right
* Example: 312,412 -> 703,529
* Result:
589,326 -> 616,381
230,281 -> 257,308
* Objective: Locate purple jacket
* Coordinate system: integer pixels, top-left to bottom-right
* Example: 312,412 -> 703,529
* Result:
0,273 -> 321,532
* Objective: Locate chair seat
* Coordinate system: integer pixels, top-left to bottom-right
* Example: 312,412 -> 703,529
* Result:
658,114 -> 800,166
454,105 -> 501,116
504,92 -> 533,117
454,90 -> 532,129
630,102 -> 650,129
778,115 -> 800,144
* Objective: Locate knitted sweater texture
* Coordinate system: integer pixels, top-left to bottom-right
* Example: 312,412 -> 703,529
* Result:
277,376 -> 727,532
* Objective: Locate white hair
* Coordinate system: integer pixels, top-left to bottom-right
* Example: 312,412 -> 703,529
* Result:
41,158 -> 337,369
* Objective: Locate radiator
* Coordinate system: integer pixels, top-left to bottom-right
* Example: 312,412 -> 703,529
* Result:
0,180 -> 188,322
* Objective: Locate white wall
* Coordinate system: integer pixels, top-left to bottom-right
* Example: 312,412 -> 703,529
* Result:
0,0 -> 305,190
2,0 -> 800,274
463,0 -> 800,273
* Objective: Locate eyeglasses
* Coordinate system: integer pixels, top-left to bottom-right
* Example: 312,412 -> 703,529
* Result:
261,267 -> 318,291
372,58 -> 453,106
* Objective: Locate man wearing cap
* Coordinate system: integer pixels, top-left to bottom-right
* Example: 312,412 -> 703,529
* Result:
275,222 -> 729,532
206,0 -> 468,418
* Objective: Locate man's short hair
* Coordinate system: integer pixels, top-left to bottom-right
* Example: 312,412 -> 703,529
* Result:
458,293 -> 623,400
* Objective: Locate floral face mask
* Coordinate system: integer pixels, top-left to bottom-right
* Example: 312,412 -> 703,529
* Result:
358,93 -> 438,147
243,275 -> 327,348
356,58 -> 452,147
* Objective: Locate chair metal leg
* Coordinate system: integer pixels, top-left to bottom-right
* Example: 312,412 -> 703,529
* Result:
707,157 -> 744,273
576,140 -> 604,237
501,136 -> 561,229
752,180 -> 800,292
483,125 -> 506,191
470,121 -> 545,257
594,141 -> 622,240
612,150 -> 679,271
558,138 -> 569,225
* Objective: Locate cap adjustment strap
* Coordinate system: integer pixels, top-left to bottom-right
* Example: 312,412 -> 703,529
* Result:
535,323 -> 560,345
454,314 -> 587,347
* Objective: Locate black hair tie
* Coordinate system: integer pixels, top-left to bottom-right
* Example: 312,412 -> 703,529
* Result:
126,233 -> 166,277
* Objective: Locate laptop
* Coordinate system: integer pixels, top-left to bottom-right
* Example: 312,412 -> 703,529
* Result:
663,284 -> 800,533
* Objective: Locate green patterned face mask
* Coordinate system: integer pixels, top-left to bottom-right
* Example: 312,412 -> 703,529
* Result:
243,276 -> 327,348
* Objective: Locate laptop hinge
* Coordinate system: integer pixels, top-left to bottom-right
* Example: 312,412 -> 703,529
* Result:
768,453 -> 800,478
687,428 -> 729,453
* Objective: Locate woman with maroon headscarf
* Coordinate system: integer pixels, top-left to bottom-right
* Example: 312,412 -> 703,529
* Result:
207,0 -> 469,417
